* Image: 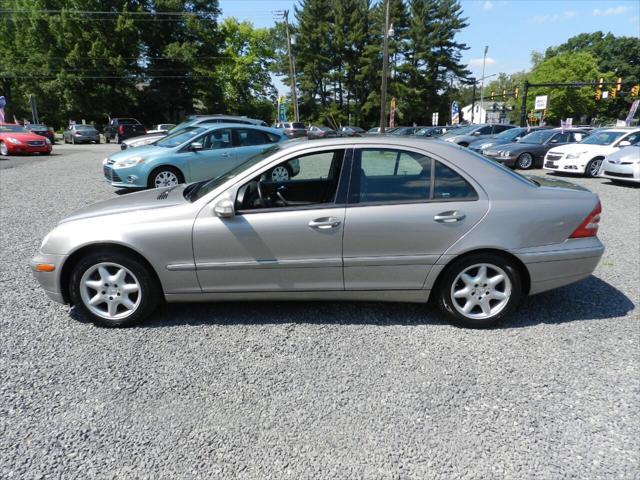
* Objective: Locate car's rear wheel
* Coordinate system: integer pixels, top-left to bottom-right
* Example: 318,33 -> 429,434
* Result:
270,165 -> 291,182
516,152 -> 534,170
0,141 -> 8,156
459,142 -> 469,147
69,250 -> 161,327
434,253 -> 522,328
585,158 -> 603,178
148,166 -> 184,189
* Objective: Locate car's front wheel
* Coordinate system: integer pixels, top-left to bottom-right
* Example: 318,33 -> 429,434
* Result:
434,253 -> 522,328
69,250 -> 161,327
585,158 -> 603,178
148,166 -> 184,189
516,152 -> 534,170
0,141 -> 8,156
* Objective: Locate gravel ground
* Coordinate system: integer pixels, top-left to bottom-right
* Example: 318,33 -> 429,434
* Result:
1,144 -> 639,479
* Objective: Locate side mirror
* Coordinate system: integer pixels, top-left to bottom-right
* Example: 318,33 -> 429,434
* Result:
515,137 -> 521,142
618,140 -> 631,147
190,142 -> 203,151
213,199 -> 235,218
473,131 -> 480,136
550,139 -> 558,143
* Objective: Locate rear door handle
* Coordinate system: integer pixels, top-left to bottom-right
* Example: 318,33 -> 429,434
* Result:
434,211 -> 466,223
309,217 -> 342,229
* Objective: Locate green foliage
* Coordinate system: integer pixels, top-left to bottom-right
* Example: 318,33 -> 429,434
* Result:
527,52 -> 602,124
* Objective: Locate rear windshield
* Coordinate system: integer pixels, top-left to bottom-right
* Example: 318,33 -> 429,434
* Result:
75,124 -> 94,130
290,123 -> 305,129
119,118 -> 140,125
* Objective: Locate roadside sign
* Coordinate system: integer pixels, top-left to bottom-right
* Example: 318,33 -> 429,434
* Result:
534,95 -> 548,110
626,99 -> 640,126
602,91 -> 609,99
451,101 -> 460,125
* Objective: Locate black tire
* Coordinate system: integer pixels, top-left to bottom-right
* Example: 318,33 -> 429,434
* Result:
434,253 -> 523,329
147,166 -> 184,189
516,152 -> 534,170
68,250 -> 161,327
459,142 -> 469,147
105,135 -> 110,144
585,158 -> 603,178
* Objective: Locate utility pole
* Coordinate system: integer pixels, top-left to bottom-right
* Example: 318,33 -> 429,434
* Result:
479,45 -> 488,123
281,10 -> 299,122
470,78 -> 477,124
519,80 -> 529,127
379,0 -> 391,133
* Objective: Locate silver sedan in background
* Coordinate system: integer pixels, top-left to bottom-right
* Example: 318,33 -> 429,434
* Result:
31,137 -> 604,329
598,145 -> 640,184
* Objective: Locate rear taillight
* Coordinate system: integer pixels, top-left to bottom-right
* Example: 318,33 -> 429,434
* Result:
570,201 -> 601,238
118,125 -> 125,134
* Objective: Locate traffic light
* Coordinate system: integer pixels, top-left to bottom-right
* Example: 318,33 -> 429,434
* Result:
514,87 -> 519,100
610,77 -> 622,99
631,84 -> 640,97
490,91 -> 495,100
502,89 -> 507,100
595,77 -> 604,102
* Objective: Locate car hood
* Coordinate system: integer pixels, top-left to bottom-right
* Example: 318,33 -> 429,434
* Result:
59,185 -> 188,224
1,132 -> 48,141
109,145 -> 167,161
547,143 -> 613,155
124,132 -> 167,144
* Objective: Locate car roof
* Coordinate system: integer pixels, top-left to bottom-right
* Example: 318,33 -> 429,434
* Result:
197,123 -> 284,135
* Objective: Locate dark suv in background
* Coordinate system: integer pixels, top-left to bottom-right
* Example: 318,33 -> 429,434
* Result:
103,118 -> 146,144
276,122 -> 307,138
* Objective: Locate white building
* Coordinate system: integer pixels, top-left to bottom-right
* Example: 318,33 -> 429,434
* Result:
462,101 -> 509,124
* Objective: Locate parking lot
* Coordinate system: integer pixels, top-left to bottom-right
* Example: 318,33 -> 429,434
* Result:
1,143 -> 638,478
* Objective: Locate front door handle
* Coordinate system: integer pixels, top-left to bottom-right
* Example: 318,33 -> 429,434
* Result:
434,211 -> 466,223
220,152 -> 230,158
309,217 -> 342,229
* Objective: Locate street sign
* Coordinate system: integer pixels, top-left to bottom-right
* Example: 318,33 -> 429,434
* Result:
626,99 -> 640,126
534,95 -> 548,110
602,91 -> 609,99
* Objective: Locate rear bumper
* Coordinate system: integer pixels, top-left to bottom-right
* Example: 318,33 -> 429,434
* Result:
511,237 -> 605,295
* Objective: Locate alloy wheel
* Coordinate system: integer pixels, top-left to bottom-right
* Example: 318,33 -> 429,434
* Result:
271,165 -> 290,182
450,263 -> 512,320
517,153 -> 533,169
589,159 -> 602,177
154,171 -> 179,188
79,262 -> 141,320
0,142 -> 7,156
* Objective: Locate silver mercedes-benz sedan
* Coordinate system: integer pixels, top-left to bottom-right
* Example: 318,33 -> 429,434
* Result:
31,137 -> 604,329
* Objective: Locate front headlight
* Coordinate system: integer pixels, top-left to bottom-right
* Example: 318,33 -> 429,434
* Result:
566,151 -> 587,159
6,137 -> 20,144
501,151 -> 511,157
44,137 -> 51,145
114,156 -> 145,168
445,137 -> 456,143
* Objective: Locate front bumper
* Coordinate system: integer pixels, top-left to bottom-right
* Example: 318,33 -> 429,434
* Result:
598,160 -> 640,183
30,252 -> 68,304
512,237 -> 605,295
7,143 -> 52,154
543,156 -> 587,174
103,164 -> 147,188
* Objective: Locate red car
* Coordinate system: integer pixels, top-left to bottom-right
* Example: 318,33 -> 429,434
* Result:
0,123 -> 53,156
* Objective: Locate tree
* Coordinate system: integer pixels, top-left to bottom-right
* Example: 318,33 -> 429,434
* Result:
527,52 -> 603,124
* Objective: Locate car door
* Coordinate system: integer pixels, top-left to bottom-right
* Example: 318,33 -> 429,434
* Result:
192,148 -> 349,292
342,147 -> 489,290
186,128 -> 238,182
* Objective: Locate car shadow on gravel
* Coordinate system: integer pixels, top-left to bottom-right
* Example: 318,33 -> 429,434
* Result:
131,275 -> 634,330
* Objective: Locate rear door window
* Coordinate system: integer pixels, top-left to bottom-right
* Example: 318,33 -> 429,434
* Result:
235,129 -> 271,147
433,162 -> 478,200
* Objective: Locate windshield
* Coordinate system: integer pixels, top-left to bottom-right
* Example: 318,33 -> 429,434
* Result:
0,125 -> 26,133
519,130 -> 554,144
443,125 -> 475,136
166,120 -> 195,135
188,144 -> 283,202
495,128 -> 525,140
580,131 -> 626,145
156,126 -> 207,148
